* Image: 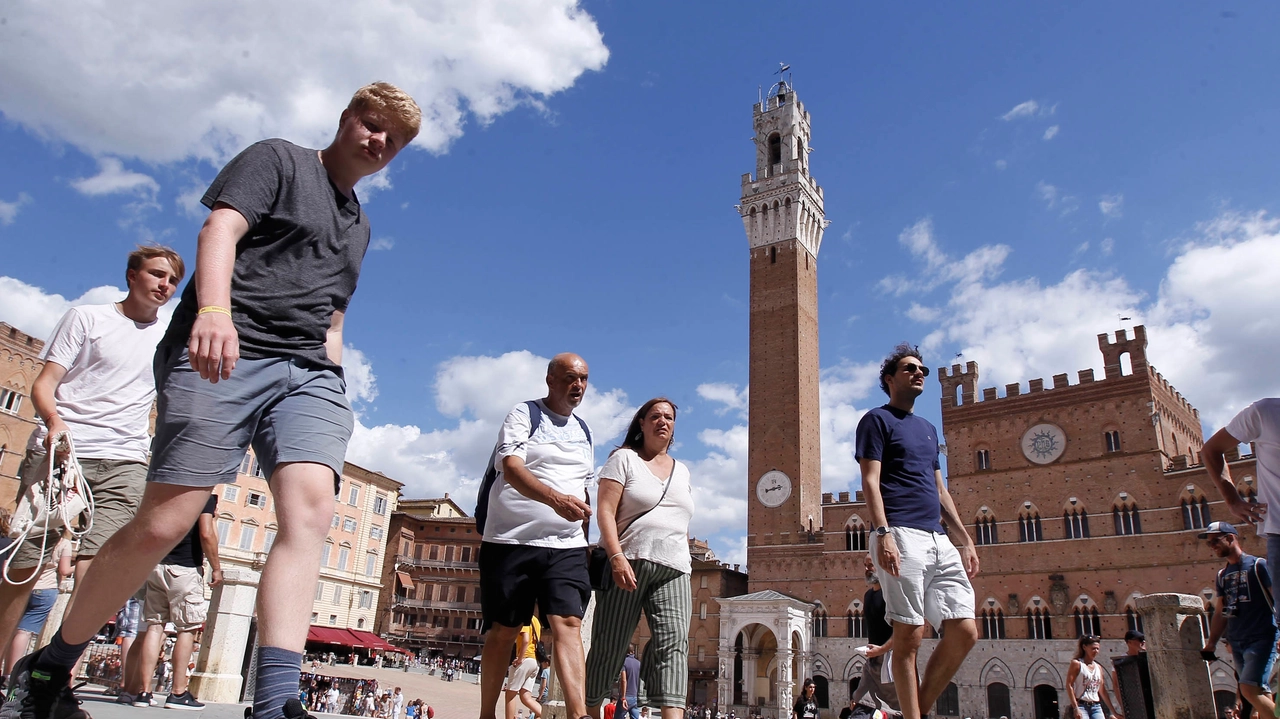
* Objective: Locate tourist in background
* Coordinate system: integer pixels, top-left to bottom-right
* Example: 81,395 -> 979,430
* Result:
791,679 -> 818,719
2,534 -> 72,677
586,398 -> 695,719
1200,522 -> 1278,717
1065,635 -> 1121,719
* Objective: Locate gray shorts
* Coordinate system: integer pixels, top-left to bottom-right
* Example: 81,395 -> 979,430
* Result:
11,450 -> 146,569
149,345 -> 354,489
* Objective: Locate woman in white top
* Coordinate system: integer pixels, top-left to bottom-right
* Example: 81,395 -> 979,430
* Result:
1067,635 -> 1122,719
586,398 -> 695,719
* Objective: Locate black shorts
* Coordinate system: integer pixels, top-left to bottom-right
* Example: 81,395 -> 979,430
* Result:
479,542 -> 590,630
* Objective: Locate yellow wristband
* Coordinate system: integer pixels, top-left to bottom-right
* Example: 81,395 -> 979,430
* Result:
197,306 -> 232,318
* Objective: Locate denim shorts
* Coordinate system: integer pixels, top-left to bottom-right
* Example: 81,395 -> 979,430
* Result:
871,526 -> 975,628
1230,634 -> 1278,688
149,346 -> 353,489
16,588 -> 60,634
115,596 -> 143,638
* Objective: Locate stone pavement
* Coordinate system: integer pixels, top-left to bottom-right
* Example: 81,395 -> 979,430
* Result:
74,665 -> 480,719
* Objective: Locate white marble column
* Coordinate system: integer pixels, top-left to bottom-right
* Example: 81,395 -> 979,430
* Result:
189,566 -> 260,703
1134,593 -> 1216,719
741,649 -> 759,707
774,648 -> 793,719
716,649 -> 735,710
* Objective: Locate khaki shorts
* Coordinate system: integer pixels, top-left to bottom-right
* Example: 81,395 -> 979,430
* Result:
506,657 -> 538,694
142,563 -> 207,632
10,450 -> 146,570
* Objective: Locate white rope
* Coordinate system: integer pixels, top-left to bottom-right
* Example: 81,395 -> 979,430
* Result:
1,432 -> 95,583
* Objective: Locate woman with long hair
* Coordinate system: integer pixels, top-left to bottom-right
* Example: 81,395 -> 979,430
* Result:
1066,635 -> 1122,719
586,398 -> 695,719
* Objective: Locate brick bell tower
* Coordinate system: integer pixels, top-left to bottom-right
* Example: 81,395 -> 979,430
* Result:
741,74 -> 826,549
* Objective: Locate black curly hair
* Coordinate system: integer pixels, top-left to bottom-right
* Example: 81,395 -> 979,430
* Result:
878,342 -> 924,396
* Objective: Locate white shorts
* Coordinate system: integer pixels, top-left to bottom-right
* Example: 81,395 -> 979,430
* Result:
506,657 -> 538,694
871,526 -> 975,629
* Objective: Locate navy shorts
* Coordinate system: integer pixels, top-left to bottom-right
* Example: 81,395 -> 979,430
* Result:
149,346 -> 354,489
479,542 -> 590,630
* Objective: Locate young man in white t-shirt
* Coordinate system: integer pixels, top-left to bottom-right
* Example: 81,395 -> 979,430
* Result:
478,353 -> 594,719
0,246 -> 183,686
1205,398 -> 1280,625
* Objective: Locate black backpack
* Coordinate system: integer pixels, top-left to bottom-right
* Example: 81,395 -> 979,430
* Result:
475,400 -> 592,535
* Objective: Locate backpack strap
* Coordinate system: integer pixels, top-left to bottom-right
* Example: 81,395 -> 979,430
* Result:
1254,557 -> 1274,615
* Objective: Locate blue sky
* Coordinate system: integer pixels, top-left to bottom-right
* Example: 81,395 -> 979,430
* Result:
2,2 -> 1279,565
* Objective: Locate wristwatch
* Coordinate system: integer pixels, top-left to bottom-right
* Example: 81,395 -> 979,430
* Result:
874,526 -> 890,537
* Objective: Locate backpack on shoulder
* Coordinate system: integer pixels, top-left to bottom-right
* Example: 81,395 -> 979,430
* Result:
475,401 -> 592,535
4,432 -> 94,583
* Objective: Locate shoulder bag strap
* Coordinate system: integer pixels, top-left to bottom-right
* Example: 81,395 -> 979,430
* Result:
618,457 -> 678,536
1255,557 -> 1274,614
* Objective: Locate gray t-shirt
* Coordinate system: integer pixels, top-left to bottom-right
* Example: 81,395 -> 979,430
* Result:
162,139 -> 370,371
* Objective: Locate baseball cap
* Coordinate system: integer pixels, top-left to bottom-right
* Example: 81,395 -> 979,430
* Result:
1124,630 -> 1145,642
1198,521 -> 1239,540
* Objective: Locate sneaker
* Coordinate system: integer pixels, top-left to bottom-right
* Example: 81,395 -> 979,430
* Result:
115,693 -> 137,706
0,650 -> 90,719
133,693 -> 155,708
282,699 -> 313,719
163,693 -> 204,711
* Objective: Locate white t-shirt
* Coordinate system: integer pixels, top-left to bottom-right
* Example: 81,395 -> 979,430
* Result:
484,400 -> 593,548
28,304 -> 166,461
599,448 -> 694,574
1227,399 -> 1280,535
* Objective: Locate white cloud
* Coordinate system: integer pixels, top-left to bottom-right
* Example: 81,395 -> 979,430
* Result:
1035,180 -> 1078,215
878,218 -> 1009,296
0,193 -> 33,225
994,159 -> 1008,171
0,276 -> 175,340
1101,237 -> 1115,256
893,209 -> 1280,431
697,382 -> 748,419
1099,194 -> 1124,219
369,237 -> 395,251
341,345 -> 379,404
906,303 -> 941,323
1043,125 -> 1060,141
70,158 -> 160,197
355,168 -> 393,200
1001,100 -> 1040,121
0,1 -> 609,164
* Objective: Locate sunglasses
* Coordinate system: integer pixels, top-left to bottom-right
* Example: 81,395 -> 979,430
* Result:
897,362 -> 930,377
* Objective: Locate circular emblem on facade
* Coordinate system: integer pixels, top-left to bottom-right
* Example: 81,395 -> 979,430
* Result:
756,469 -> 792,507
1021,423 -> 1067,464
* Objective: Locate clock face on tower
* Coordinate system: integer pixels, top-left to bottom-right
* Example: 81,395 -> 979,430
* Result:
756,470 -> 792,508
1021,423 -> 1067,464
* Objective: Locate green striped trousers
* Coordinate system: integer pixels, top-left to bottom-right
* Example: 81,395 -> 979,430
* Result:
585,559 -> 692,709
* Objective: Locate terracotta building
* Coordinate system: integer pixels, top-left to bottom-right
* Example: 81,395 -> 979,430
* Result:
0,323 -> 46,504
720,77 -> 1254,719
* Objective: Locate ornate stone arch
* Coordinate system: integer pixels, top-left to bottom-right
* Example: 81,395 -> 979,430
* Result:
1025,657 -> 1063,689
842,655 -> 866,681
811,653 -> 832,678
980,657 -> 1017,689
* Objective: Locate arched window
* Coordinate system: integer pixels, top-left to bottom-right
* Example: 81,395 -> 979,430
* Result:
975,509 -> 998,546
812,607 -> 828,638
848,600 -> 865,638
1105,430 -> 1122,453
768,134 -> 782,167
976,449 -> 991,471
1181,486 -> 1212,530
1072,596 -> 1102,638
1126,607 -> 1144,634
935,682 -> 959,717
845,518 -> 867,552
1019,505 -> 1044,542
1027,605 -> 1053,640
1113,497 -> 1142,536
1064,505 -> 1090,539
981,608 -> 1006,639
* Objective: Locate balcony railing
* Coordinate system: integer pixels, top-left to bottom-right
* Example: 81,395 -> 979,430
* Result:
395,555 -> 478,570
392,598 -> 481,611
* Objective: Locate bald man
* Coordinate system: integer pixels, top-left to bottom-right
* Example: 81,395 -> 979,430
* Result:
478,354 -> 595,719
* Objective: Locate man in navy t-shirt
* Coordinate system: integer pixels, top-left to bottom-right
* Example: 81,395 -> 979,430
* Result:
1201,521 -> 1278,716
855,342 -> 978,719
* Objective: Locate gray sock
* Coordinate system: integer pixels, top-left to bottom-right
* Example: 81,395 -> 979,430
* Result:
251,646 -> 303,719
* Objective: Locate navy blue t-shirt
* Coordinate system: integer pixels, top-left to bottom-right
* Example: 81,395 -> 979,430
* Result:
855,405 -> 944,534
1217,554 -> 1279,646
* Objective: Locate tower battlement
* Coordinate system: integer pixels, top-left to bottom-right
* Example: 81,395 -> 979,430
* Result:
0,323 -> 44,353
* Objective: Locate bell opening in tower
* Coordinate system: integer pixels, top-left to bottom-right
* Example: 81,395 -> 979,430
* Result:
768,134 -> 781,168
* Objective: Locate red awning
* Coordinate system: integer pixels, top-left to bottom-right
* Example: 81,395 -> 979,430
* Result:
396,572 -> 415,590
306,626 -> 356,646
348,629 -> 409,654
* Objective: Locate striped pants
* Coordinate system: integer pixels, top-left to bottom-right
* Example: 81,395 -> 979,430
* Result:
585,559 -> 692,709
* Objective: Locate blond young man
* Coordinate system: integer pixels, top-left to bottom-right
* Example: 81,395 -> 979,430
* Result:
1,83 -> 421,719
0,246 -> 183,686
